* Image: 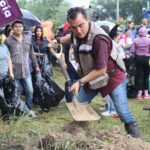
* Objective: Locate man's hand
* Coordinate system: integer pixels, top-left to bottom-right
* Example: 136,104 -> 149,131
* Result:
9,73 -> 14,79
70,81 -> 80,95
47,40 -> 58,48
36,67 -> 40,73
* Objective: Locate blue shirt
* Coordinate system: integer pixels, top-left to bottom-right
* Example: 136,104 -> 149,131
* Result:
0,44 -> 10,79
129,29 -> 137,41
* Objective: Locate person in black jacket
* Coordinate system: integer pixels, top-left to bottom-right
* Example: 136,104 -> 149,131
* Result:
32,26 -> 64,110
32,26 -> 52,79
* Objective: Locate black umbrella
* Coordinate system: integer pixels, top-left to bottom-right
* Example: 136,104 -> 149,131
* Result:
20,9 -> 41,26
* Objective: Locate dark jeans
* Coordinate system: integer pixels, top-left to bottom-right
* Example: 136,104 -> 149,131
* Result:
135,55 -> 150,91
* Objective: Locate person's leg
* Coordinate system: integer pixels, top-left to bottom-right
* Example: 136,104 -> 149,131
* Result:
135,55 -> 144,99
12,79 -> 21,108
101,95 -> 117,116
104,95 -> 110,111
12,79 -> 30,113
77,86 -> 99,103
109,97 -> 116,112
0,87 -> 10,116
21,75 -> 33,110
143,56 -> 150,98
109,79 -> 140,138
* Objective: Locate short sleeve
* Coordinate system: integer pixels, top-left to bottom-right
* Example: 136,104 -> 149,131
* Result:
4,45 -> 10,57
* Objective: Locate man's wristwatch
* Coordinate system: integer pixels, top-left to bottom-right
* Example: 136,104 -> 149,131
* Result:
77,79 -> 84,87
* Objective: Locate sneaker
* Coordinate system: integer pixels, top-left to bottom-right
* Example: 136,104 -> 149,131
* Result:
143,94 -> 150,99
136,95 -> 142,100
101,111 -> 116,117
110,111 -> 117,116
99,106 -> 107,112
28,110 -> 37,118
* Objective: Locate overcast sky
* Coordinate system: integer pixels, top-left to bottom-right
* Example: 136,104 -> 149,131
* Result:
67,0 -> 90,8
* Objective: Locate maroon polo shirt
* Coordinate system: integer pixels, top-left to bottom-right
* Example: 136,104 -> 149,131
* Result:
92,35 -> 126,97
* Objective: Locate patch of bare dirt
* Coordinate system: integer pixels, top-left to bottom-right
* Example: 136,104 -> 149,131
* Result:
39,121 -> 150,150
1,121 -> 150,150
0,142 -> 25,150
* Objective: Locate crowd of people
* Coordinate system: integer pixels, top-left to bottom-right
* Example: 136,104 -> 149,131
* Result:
0,7 -> 150,139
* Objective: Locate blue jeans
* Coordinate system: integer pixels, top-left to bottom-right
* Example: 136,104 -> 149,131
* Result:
13,75 -> 33,111
105,95 -> 116,112
77,79 -> 136,124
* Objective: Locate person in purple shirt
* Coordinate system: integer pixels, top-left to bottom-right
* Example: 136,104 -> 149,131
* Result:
131,27 -> 150,100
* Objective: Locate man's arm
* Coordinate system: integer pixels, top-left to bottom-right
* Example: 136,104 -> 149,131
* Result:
80,68 -> 107,84
70,36 -> 110,94
70,68 -> 107,95
59,34 -> 72,45
8,56 -> 14,79
29,45 -> 39,71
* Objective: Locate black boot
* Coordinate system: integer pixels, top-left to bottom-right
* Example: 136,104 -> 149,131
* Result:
124,123 -> 140,138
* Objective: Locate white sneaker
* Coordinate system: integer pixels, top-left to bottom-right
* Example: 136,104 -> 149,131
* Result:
110,111 -> 117,115
101,111 -> 117,117
99,107 -> 107,112
28,110 -> 37,118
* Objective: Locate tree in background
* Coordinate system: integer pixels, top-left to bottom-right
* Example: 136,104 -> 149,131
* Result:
119,0 -> 146,24
17,0 -> 70,29
89,0 -> 147,24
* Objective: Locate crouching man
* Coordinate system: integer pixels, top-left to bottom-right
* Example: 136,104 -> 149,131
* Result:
51,7 -> 140,138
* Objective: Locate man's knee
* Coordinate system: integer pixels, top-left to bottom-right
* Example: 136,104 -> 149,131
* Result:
27,86 -> 33,95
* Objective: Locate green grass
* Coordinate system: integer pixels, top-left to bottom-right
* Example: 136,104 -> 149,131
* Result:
0,67 -> 150,147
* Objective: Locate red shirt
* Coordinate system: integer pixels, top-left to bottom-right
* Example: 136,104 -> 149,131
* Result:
92,36 -> 126,97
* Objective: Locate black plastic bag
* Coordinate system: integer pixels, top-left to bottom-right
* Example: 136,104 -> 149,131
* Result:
33,73 -> 64,112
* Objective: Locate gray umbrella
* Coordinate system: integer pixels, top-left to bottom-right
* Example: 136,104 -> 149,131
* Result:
20,8 -> 41,26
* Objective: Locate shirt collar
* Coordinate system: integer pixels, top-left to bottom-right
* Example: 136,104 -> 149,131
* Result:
11,34 -> 26,42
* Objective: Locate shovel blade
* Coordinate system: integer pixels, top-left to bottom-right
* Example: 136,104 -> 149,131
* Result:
66,96 -> 100,121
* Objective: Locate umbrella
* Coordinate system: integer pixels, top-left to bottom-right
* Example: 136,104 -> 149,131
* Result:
20,9 -> 41,26
95,20 -> 123,32
95,21 -> 116,30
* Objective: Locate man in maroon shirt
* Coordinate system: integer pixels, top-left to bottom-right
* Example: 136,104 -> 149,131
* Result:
51,7 -> 140,138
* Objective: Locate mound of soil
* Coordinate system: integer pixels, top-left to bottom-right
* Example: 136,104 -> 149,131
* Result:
39,121 -> 150,150
1,121 -> 150,150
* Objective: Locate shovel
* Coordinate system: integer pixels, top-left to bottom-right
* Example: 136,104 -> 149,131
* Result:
49,44 -> 100,121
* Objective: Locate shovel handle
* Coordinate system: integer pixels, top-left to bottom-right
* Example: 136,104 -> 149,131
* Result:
49,44 -> 63,59
58,58 -> 70,81
49,44 -> 70,81
49,44 -> 77,102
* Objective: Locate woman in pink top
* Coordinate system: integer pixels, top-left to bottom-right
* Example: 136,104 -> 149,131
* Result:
131,27 -> 150,100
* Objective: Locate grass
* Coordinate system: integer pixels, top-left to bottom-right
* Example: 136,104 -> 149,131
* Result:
0,67 -> 150,148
